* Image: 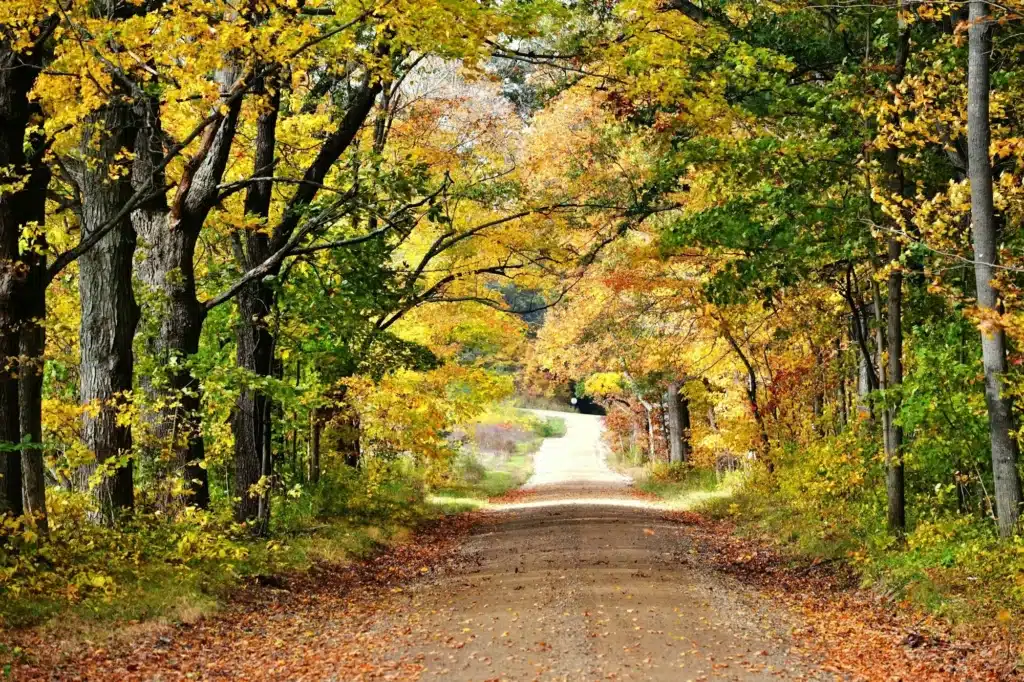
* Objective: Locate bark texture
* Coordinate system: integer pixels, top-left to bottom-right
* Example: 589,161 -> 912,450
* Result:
0,22 -> 53,516
967,0 -> 1023,536
876,7 -> 911,532
663,381 -> 691,464
232,83 -> 280,528
18,164 -> 50,530
884,241 -> 906,531
133,69 -> 241,509
73,103 -> 140,523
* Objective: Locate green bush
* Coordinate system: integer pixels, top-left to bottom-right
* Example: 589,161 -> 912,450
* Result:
649,461 -> 693,483
532,416 -> 567,438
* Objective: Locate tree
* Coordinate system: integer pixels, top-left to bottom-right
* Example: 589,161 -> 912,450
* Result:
663,381 -> 691,463
967,0 -> 1023,536
0,11 -> 55,518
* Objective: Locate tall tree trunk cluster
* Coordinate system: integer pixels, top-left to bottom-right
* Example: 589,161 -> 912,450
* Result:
0,7 -> 389,530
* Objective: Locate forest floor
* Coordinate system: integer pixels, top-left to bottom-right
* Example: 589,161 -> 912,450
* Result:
7,413 -> 1018,680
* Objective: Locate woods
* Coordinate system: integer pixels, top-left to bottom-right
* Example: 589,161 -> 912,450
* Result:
4,0 -> 1024,669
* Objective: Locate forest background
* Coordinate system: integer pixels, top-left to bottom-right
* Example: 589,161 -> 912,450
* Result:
3,0 -> 1024,662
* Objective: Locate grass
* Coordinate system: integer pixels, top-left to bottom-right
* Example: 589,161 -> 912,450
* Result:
532,415 -> 567,438
634,465 -> 744,511
636,463 -> 1024,640
0,465 -> 440,636
431,453 -> 535,504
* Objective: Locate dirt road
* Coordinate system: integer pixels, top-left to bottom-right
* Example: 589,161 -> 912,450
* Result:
26,412 -> 843,681
29,411 -> 1007,680
394,411 -> 831,681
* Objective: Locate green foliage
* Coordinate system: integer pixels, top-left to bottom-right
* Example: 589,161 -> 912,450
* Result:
648,461 -> 693,483
532,416 -> 567,438
0,462 -> 435,630
638,464 -> 740,510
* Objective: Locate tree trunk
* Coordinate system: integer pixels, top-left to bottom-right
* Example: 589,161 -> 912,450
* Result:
233,83 -> 279,527
664,381 -> 691,464
338,404 -> 362,468
967,0 -> 1023,537
228,75 -> 380,524
723,329 -> 770,454
132,76 -> 241,509
835,337 -> 848,429
74,104 -> 140,523
643,403 -> 656,462
872,0 -> 912,534
883,241 -> 906,532
309,411 -> 321,484
18,175 -> 49,531
233,280 -> 275,527
811,344 -> 824,432
0,25 -> 54,515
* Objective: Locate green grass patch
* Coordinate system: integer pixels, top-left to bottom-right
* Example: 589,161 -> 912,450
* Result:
432,451 -> 535,501
532,415 -> 567,438
635,464 -> 743,510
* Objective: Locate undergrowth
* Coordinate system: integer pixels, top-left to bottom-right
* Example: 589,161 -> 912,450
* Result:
640,446 -> 1024,637
0,459 -> 435,633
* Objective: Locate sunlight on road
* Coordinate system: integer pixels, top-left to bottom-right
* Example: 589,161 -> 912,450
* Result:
522,409 -> 632,488
487,497 -> 668,511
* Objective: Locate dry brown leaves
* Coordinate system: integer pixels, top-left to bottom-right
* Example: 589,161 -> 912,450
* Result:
681,514 -> 1021,681
8,513 -> 481,681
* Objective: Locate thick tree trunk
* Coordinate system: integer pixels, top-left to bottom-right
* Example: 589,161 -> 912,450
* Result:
133,81 -> 240,509
232,83 -> 279,528
74,105 -> 140,523
967,0 -> 1023,537
0,31 -> 52,515
134,205 -> 210,508
233,280 -> 275,527
2,18 -> 55,519
664,381 -> 691,464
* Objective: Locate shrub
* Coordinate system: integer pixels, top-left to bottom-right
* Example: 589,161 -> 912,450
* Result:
649,461 -> 693,483
533,416 -> 567,438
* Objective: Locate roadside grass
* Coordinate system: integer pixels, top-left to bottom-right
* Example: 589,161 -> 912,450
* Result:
429,408 -> 564,507
0,463 -> 439,639
639,463 -> 1024,639
431,453 -> 535,505
634,463 -> 744,511
532,415 -> 567,438
639,469 -> 742,510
